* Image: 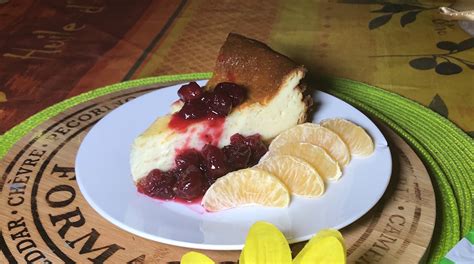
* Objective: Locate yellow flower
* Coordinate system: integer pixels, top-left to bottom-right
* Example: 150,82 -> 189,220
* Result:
181,222 -> 347,264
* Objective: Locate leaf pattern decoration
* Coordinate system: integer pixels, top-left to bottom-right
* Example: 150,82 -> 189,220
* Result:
400,11 -> 421,27
465,63 -> 474,69
369,14 -> 392,30
428,94 -> 448,117
377,37 -> 474,76
409,57 -> 437,70
369,3 -> 436,29
457,38 -> 474,52
436,41 -> 458,52
435,62 -> 463,75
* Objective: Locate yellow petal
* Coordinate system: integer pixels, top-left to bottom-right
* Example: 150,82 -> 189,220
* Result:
293,229 -> 346,264
181,251 -> 215,264
239,221 -> 292,264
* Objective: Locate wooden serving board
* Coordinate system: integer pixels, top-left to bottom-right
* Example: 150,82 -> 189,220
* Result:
0,82 -> 436,263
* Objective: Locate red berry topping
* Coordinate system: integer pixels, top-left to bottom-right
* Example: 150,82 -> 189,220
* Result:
171,82 -> 247,122
202,144 -> 230,180
214,82 -> 247,106
137,169 -> 176,199
223,143 -> 251,170
230,133 -> 246,145
138,133 -> 268,202
175,149 -> 203,170
178,101 -> 207,120
177,82 -> 203,102
244,134 -> 268,165
208,91 -> 233,116
174,165 -> 204,201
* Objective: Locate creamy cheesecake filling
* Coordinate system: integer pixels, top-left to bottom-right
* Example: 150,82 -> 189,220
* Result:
219,70 -> 306,145
131,71 -> 306,183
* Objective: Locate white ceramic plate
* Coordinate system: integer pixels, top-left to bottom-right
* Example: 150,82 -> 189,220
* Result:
75,80 -> 391,250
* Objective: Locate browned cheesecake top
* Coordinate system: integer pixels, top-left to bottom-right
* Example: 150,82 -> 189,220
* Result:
206,33 -> 306,106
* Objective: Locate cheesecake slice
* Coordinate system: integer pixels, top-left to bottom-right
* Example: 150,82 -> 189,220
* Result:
130,33 -> 310,183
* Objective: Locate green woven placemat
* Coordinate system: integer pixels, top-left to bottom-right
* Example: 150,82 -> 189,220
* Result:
0,73 -> 472,263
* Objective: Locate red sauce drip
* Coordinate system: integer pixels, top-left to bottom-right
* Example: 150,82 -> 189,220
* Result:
169,113 -> 205,132
173,196 -> 202,205
198,117 -> 225,145
175,129 -> 195,156
171,115 -> 226,155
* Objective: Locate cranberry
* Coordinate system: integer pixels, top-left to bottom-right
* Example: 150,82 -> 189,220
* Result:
178,101 -> 207,120
249,142 -> 268,165
167,168 -> 182,182
175,149 -> 203,170
171,81 -> 248,128
203,177 -> 215,191
137,169 -> 176,199
244,134 -> 268,165
200,91 -> 212,105
244,134 -> 263,148
208,91 -> 233,116
214,82 -> 247,106
178,82 -> 203,102
174,165 -> 204,200
223,143 -> 251,170
202,144 -> 229,180
230,133 -> 246,145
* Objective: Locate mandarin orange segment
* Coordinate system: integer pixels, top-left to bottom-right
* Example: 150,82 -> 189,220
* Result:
262,142 -> 342,181
321,118 -> 374,157
269,123 -> 351,167
256,155 -> 325,197
202,168 -> 290,212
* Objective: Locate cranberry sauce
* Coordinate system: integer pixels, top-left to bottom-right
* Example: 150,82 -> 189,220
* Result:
136,133 -> 268,202
168,81 -> 247,132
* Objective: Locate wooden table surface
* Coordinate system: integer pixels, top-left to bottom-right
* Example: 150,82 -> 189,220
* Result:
0,83 -> 436,263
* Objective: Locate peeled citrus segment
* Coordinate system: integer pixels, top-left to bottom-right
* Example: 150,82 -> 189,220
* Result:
293,229 -> 346,264
270,123 -> 351,167
239,221 -> 292,264
202,168 -> 290,212
181,251 -> 215,264
263,142 -> 342,181
256,155 -> 325,197
320,118 -> 374,157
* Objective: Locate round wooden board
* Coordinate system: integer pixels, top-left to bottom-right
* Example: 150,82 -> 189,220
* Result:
0,82 -> 436,264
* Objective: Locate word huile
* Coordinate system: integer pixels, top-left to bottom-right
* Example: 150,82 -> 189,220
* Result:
66,0 -> 105,14
3,23 -> 85,61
